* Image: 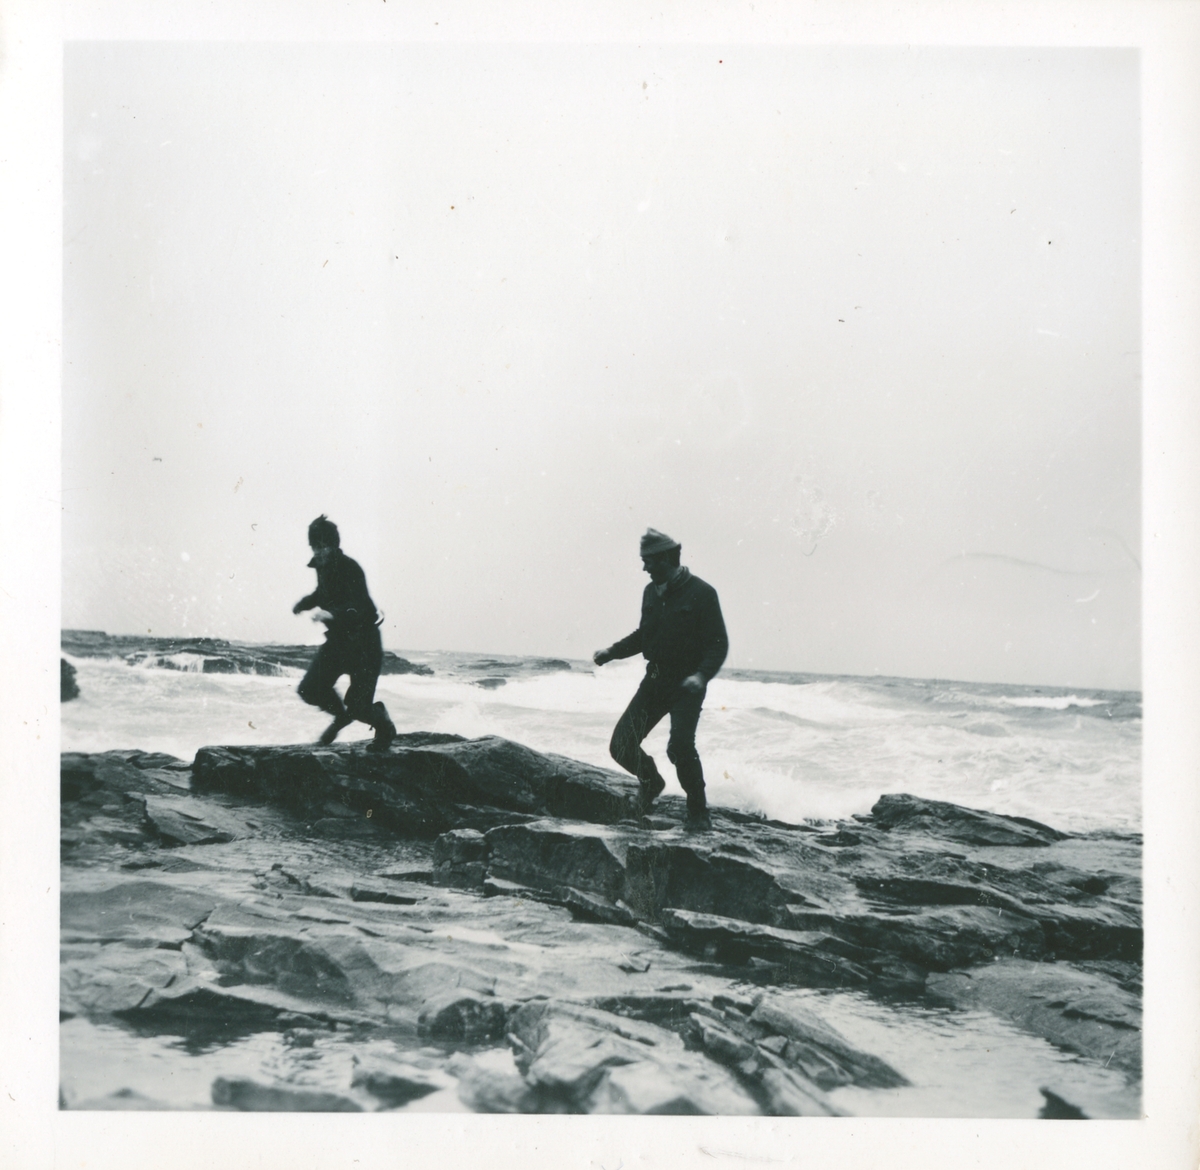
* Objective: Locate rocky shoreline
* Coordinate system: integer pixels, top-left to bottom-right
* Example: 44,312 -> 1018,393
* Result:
60,734 -> 1141,1115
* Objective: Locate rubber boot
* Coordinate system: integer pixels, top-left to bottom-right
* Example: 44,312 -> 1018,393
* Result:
367,702 -> 397,753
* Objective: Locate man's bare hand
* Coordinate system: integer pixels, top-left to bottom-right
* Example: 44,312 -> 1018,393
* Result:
311,609 -> 334,624
681,673 -> 705,694
593,648 -> 612,667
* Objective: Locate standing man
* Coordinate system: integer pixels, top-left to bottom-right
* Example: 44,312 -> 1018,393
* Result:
293,515 -> 397,751
593,528 -> 728,831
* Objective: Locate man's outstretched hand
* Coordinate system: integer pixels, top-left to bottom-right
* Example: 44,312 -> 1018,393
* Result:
293,599 -> 332,623
593,648 -> 612,667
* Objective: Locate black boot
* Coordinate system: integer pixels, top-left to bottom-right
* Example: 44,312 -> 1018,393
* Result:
367,702 -> 396,753
637,768 -> 666,815
677,757 -> 711,831
683,792 -> 711,832
317,713 -> 353,746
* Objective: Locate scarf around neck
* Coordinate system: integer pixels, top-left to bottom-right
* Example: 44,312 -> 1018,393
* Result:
655,564 -> 690,596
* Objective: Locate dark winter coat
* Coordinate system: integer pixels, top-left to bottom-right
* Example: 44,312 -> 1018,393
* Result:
607,568 -> 728,684
295,550 -> 379,637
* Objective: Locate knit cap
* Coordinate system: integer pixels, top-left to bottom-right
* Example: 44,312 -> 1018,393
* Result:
640,528 -> 681,556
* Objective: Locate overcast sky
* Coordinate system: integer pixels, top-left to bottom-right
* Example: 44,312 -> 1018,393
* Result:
62,42 -> 1140,689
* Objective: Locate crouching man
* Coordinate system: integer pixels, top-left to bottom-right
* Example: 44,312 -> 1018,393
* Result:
593,528 -> 728,830
293,514 -> 397,751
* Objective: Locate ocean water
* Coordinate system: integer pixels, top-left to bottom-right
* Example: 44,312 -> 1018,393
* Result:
60,632 -> 1140,835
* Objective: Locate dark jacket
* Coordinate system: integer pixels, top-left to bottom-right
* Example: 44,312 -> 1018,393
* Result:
295,550 -> 379,637
608,568 -> 728,684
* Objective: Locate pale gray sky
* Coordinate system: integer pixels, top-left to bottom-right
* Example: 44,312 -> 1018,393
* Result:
63,43 -> 1140,689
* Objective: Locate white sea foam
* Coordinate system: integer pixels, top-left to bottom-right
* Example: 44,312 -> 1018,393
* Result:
998,694 -> 1106,710
60,651 -> 1141,835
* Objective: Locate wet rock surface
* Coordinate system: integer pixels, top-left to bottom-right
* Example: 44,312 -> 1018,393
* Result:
61,658 -> 80,701
59,736 -> 1141,1115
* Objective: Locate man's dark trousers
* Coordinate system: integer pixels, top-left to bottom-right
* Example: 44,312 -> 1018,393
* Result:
609,672 -> 707,811
298,626 -> 384,726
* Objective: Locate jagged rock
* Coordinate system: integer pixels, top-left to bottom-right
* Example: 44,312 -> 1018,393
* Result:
349,879 -> 423,905
60,945 -> 188,1016
759,1066 -> 841,1116
116,979 -> 294,1034
870,793 -> 1067,847
926,959 -> 1142,1077
212,1077 -> 362,1111
672,991 -> 905,1097
679,1012 -> 842,1115
559,887 -> 638,926
485,821 -> 629,901
848,850 -> 1142,965
589,994 -> 714,1031
61,750 -> 262,854
685,1012 -> 760,1069
192,900 -> 499,1022
62,751 -> 192,806
587,1059 -> 739,1115
418,989 -> 509,1042
434,828 -> 488,865
624,840 -> 802,925
430,830 -> 489,887
141,793 -> 248,845
855,874 -> 1036,916
509,1001 -> 663,1101
481,875 -> 553,901
749,998 -> 908,1089
452,1058 -> 544,1113
379,653 -> 435,677
59,737 -> 1143,1115
1034,903 -> 1142,961
61,658 -> 80,701
509,1001 -> 760,1114
615,954 -> 652,974
784,905 -> 1048,971
351,1059 -> 448,1107
1039,1087 -> 1089,1119
659,908 -> 872,988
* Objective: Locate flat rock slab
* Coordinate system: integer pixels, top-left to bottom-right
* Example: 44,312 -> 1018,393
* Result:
142,794 -> 253,845
212,1077 -> 363,1112
61,878 -> 219,945
926,958 -> 1143,1076
190,735 -> 642,834
659,908 -> 873,989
